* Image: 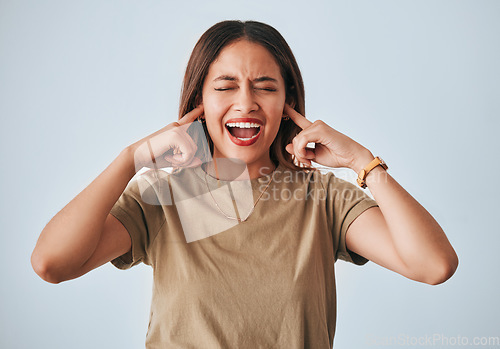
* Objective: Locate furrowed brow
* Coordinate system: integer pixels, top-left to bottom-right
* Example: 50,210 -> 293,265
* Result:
213,75 -> 278,83
253,76 -> 278,83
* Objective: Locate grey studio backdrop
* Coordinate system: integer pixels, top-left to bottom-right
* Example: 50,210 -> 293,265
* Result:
1,1 -> 499,348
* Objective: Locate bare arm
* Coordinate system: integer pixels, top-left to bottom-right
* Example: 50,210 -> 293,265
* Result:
31,106 -> 205,284
346,151 -> 459,285
31,148 -> 136,283
282,104 -> 458,285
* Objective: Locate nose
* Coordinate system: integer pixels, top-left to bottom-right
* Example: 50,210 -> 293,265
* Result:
233,85 -> 258,114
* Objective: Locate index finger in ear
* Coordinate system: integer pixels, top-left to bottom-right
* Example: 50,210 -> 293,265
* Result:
284,104 -> 312,130
178,105 -> 204,126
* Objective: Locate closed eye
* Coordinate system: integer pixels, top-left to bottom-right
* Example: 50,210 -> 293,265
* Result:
257,88 -> 277,92
214,87 -> 277,92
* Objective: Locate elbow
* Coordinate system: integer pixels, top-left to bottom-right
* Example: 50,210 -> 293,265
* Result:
31,251 -> 65,284
425,253 -> 459,286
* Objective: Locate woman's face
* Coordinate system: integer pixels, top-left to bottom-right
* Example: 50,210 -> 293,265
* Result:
201,39 -> 286,172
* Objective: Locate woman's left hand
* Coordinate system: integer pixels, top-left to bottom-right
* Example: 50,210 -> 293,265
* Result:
284,104 -> 372,171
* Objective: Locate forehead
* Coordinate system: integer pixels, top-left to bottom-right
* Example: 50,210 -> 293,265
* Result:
206,40 -> 282,80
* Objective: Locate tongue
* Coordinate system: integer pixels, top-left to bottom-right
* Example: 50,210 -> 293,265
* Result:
230,127 -> 258,138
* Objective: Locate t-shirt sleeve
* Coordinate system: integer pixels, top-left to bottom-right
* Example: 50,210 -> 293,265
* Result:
109,175 -> 165,270
325,172 -> 379,265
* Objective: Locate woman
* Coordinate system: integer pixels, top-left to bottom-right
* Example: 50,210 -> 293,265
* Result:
31,20 -> 458,348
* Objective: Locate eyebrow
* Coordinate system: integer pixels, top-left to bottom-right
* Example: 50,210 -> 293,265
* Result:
213,75 -> 278,83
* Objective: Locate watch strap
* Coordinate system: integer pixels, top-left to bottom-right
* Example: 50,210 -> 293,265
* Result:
356,156 -> 388,188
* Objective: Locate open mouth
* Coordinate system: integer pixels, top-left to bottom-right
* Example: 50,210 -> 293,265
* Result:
225,122 -> 261,141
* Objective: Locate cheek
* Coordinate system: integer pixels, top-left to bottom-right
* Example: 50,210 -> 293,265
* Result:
267,96 -> 286,135
202,97 -> 226,138
202,95 -> 230,119
269,92 -> 286,112
266,96 -> 286,120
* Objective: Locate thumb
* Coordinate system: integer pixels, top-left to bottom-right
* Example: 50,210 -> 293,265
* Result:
286,143 -> 294,154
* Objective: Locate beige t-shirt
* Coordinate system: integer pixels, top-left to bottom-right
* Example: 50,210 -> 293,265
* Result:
110,163 -> 378,348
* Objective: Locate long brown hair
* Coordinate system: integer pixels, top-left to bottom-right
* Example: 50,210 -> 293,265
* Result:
179,20 -> 314,172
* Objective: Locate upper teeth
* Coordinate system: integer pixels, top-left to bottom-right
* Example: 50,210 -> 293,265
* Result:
226,122 -> 261,128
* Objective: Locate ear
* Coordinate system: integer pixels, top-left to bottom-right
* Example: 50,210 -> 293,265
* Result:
285,96 -> 296,109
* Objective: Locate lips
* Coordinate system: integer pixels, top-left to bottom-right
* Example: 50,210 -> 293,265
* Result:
224,118 -> 263,146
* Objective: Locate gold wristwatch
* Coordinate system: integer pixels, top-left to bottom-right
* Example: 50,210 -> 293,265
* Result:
356,156 -> 388,189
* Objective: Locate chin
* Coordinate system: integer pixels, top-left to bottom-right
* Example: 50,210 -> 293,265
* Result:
212,150 -> 267,167
215,154 -> 257,166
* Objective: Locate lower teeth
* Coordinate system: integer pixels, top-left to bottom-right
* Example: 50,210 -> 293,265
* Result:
226,126 -> 260,141
231,131 -> 259,141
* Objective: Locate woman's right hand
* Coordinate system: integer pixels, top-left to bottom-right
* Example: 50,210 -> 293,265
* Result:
129,105 -> 206,172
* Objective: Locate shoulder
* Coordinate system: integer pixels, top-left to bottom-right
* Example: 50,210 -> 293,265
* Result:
128,166 -> 201,207
293,166 -> 376,205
